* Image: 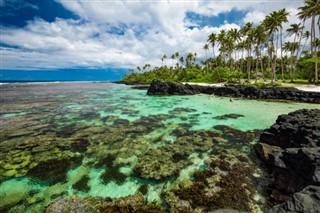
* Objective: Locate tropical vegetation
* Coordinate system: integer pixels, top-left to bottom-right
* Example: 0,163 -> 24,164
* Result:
122,0 -> 319,84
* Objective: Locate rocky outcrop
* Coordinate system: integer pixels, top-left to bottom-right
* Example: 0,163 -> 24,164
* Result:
147,80 -> 199,95
259,109 -> 320,149
269,186 -> 320,213
254,109 -> 320,212
146,80 -> 320,103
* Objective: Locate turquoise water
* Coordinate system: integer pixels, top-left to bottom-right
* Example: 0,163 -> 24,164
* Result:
0,82 -> 319,212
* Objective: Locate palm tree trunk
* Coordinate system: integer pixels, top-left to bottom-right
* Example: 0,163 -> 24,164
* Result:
280,27 -> 285,82
312,15 -> 318,82
247,48 -> 251,82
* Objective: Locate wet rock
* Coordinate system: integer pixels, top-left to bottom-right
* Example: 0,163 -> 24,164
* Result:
268,186 -> 320,213
147,80 -> 199,95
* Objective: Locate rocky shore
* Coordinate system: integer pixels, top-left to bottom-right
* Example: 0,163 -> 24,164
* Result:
146,80 -> 320,103
254,109 -> 320,213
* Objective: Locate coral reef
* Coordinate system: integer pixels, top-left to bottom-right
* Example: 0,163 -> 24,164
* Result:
164,153 -> 257,212
45,192 -> 166,213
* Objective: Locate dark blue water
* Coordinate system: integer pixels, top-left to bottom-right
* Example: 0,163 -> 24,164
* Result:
0,69 -> 128,82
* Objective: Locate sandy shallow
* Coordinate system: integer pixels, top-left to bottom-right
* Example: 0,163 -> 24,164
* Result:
183,82 -> 320,93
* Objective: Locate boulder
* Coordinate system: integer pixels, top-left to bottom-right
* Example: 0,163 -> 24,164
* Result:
147,80 -> 199,95
272,148 -> 320,193
268,186 -> 320,213
254,143 -> 282,164
259,109 -> 320,148
255,109 -> 320,212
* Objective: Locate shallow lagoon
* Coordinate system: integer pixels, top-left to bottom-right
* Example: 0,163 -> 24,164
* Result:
0,82 -> 319,212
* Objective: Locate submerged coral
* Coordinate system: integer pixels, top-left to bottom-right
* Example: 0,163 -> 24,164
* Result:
45,192 -> 166,213
164,153 -> 258,212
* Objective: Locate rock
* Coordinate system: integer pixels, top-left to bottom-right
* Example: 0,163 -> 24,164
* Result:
260,109 -> 320,148
147,80 -> 199,95
254,143 -> 282,164
272,148 -> 320,193
268,186 -> 320,213
146,80 -> 320,103
256,109 -> 320,212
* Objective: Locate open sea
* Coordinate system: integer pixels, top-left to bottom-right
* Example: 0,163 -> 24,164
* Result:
0,82 -> 319,212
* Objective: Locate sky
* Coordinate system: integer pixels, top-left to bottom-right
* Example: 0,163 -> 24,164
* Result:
0,0 -> 308,80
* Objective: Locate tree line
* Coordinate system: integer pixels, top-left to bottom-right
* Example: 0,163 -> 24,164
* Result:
122,0 -> 319,84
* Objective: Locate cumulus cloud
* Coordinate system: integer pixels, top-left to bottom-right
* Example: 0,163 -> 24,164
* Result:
0,0 -> 308,70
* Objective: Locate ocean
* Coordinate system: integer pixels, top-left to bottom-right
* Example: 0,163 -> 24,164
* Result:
0,82 -> 319,212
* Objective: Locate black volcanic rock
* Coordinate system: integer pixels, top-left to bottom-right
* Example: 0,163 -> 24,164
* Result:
146,80 -> 320,103
268,185 -> 320,213
255,109 -> 320,212
259,109 -> 320,148
147,80 -> 199,95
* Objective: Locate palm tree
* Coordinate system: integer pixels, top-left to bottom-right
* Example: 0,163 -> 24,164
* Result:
217,29 -> 227,63
300,31 -> 310,57
253,24 -> 267,82
298,0 -> 320,83
203,43 -> 209,72
171,54 -> 175,67
263,11 -> 280,83
228,28 -> 241,69
241,22 -> 253,81
161,54 -> 167,67
276,8 -> 289,81
208,33 -> 217,64
283,41 -> 300,82
179,56 -> 184,67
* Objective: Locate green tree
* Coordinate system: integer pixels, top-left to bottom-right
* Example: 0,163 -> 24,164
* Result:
203,43 -> 209,73
298,0 -> 320,83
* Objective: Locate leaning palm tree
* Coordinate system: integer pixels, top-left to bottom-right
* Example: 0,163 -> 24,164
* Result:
263,11 -> 280,83
298,0 -> 320,83
241,22 -> 254,81
276,8 -> 289,81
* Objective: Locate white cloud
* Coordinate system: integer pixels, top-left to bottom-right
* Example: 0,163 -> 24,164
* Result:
0,0 -> 310,70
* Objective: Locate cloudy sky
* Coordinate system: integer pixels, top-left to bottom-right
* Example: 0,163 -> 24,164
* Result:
0,0 -> 307,73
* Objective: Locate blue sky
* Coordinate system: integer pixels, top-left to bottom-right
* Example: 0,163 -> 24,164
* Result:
0,0 -> 305,80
